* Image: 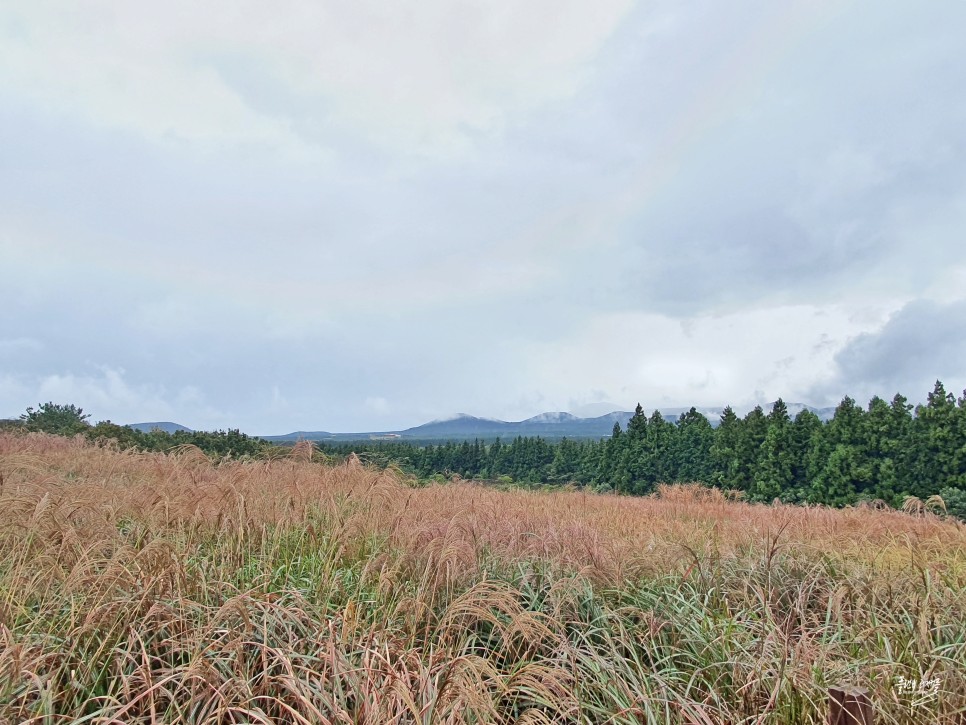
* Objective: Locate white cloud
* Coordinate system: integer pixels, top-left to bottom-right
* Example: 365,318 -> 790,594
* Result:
364,396 -> 390,415
515,305 -> 876,412
0,0 -> 634,155
0,367 -> 228,428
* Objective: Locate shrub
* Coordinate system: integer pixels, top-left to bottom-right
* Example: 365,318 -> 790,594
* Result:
20,402 -> 91,435
939,486 -> 966,521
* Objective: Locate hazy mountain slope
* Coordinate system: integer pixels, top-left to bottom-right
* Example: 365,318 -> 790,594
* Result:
261,403 -> 838,442
127,422 -> 193,434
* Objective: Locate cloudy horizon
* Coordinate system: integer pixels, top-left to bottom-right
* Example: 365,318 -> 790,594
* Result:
2,1 -> 965,435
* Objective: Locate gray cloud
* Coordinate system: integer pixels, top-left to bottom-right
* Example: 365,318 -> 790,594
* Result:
814,299 -> 966,404
581,1 -> 966,315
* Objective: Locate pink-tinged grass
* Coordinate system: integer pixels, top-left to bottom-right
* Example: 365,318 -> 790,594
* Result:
1,432 -> 964,723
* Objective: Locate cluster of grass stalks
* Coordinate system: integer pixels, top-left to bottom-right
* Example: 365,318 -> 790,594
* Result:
1,432 -> 965,723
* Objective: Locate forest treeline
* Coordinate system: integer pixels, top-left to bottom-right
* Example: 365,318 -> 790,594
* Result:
319,381 -> 966,518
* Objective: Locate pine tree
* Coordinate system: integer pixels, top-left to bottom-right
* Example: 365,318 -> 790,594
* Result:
733,405 -> 768,493
808,396 -> 871,506
954,389 -> 966,490
578,440 -> 604,485
908,381 -> 961,496
600,422 -> 630,492
710,406 -> 742,489
626,404 -> 648,440
863,396 -> 905,504
639,410 -> 674,493
20,402 -> 91,436
669,407 -> 714,483
751,400 -> 794,501
550,438 -> 582,483
788,409 -> 822,498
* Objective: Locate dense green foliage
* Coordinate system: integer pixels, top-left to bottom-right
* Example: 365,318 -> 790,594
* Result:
322,381 -> 966,511
20,402 -> 91,435
85,422 -> 276,459
13,405 -> 274,459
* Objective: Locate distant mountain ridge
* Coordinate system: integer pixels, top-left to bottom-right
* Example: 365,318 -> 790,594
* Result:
261,403 -> 837,442
127,422 -> 193,434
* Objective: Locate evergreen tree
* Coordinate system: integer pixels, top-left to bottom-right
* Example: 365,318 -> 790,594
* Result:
751,400 -> 794,501
490,438 -> 506,476
710,406 -> 742,489
908,381 -> 963,496
550,438 -> 582,483
807,396 -> 871,505
954,389 -> 966,490
599,422 -> 630,492
732,406 -> 767,493
630,410 -> 673,494
788,409 -> 822,498
862,396 -> 906,504
626,404 -> 648,440
669,407 -> 714,483
579,440 -> 600,485
20,402 -> 91,436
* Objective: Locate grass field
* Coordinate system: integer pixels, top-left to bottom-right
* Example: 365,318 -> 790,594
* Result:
1,432 -> 965,723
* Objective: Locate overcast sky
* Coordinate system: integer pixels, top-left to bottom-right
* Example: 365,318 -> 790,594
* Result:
2,1 -> 965,433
